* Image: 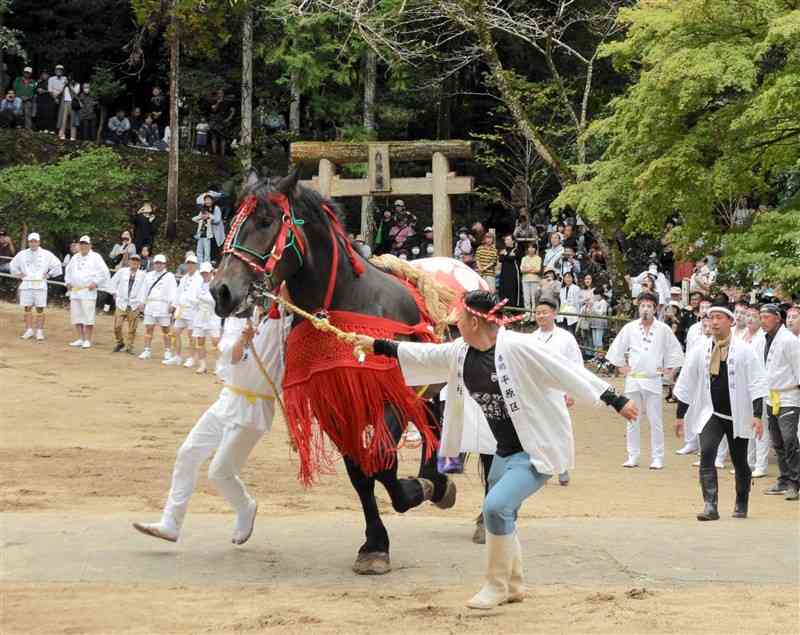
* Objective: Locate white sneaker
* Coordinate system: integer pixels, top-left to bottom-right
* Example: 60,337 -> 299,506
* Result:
232,499 -> 258,545
675,445 -> 698,455
649,459 -> 664,470
183,357 -> 195,368
35,329 -> 45,341
162,355 -> 183,366
69,339 -> 84,347
195,361 -> 207,374
81,341 -> 92,349
131,521 -> 178,543
163,349 -> 173,361
138,348 -> 152,360
622,457 -> 639,468
21,328 -> 34,340
752,468 -> 768,478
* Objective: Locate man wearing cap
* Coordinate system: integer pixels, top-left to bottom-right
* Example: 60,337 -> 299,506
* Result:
758,304 -> 800,500
192,262 -> 222,374
607,291 -> 685,469
47,66 -> 67,132
674,299 -> 768,520
9,232 -> 62,341
165,254 -> 201,367
108,254 -> 146,353
531,294 -> 585,485
138,254 -> 177,360
418,226 -> 435,259
133,302 -> 292,545
13,67 -> 36,129
65,236 -> 110,349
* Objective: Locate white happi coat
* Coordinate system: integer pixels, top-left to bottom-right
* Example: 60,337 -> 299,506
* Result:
397,328 -> 613,475
9,247 -> 62,296
607,319 -> 684,395
193,278 -> 222,331
173,271 -> 202,322
140,270 -> 177,318
214,312 -> 292,432
531,326 -> 583,368
557,284 -> 582,327
65,251 -> 110,300
631,270 -> 671,306
685,321 -> 706,352
754,326 -> 800,409
674,337 -> 768,439
108,266 -> 147,311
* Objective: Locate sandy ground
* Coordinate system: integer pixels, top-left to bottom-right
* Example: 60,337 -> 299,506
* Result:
1,301 -> 798,634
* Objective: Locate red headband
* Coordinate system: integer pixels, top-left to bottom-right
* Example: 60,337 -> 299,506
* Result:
463,298 -> 525,326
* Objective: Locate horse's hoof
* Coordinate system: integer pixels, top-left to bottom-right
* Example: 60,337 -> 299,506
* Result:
352,551 -> 391,575
416,478 -> 435,501
433,476 -> 457,509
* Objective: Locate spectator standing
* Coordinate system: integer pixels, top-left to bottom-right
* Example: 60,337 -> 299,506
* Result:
138,254 -> 177,361
498,235 -> 521,307
0,228 -> 16,273
354,235 -> 372,260
139,245 -> 153,272
373,209 -> 395,256
107,109 -> 131,145
149,86 -> 167,133
388,213 -> 415,255
129,106 -> 144,139
557,271 -> 581,334
560,246 -> 581,278
9,232 -> 62,341
208,90 -> 235,156
475,233 -> 498,292
453,226 -> 474,265
165,254 -> 201,368
543,232 -> 564,273
577,273 -> 595,347
417,226 -> 435,259
108,253 -> 146,354
193,206 -> 214,263
56,76 -> 78,140
561,225 -> 578,251
192,262 -> 223,374
12,66 -> 36,129
195,118 -> 209,153
77,83 -> 97,141
62,241 -> 79,269
64,235 -> 110,349
195,194 -> 226,262
35,71 -> 57,132
589,287 -> 609,351
689,258 -> 715,296
0,90 -> 23,128
512,212 -> 537,251
520,244 -> 541,315
47,65 -> 67,133
133,203 -> 156,253
109,231 -> 137,272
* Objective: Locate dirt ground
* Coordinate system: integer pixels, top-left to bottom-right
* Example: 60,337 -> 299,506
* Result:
1,301 -> 798,634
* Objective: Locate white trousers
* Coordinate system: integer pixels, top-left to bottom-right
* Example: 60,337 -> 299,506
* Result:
161,398 -> 263,532
747,413 -> 772,472
626,390 -> 664,462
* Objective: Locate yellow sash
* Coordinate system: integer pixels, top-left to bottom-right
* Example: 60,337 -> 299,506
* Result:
225,384 -> 275,405
769,390 -> 781,416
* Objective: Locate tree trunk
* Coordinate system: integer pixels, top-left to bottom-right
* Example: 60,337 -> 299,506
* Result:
289,68 -> 301,134
240,4 -> 254,172
361,48 -> 377,242
166,11 -> 180,241
291,140 -> 473,165
96,105 -> 107,144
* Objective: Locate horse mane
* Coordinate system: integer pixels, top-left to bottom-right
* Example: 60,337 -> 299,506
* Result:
241,175 -> 348,228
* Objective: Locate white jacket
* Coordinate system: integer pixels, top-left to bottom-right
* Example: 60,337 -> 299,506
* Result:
65,251 -> 110,300
754,326 -> 800,408
108,267 -> 147,311
173,271 -> 202,320
9,248 -> 62,291
396,328 -> 613,475
607,319 -> 684,395
140,270 -> 177,317
192,279 -> 221,330
674,336 -> 768,439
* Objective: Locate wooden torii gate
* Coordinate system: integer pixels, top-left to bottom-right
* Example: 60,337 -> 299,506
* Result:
290,140 -> 474,257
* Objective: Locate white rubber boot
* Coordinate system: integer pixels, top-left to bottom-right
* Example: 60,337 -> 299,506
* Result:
508,532 -> 526,603
466,532 -> 513,609
131,521 -> 179,543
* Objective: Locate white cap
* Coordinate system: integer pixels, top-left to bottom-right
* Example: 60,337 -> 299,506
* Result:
185,254 -> 198,264
199,261 -> 213,273
394,199 -> 405,206
79,235 -> 91,243
153,254 -> 167,264
55,64 -> 64,70
670,286 -> 681,295
24,66 -> 33,73
27,232 -> 40,242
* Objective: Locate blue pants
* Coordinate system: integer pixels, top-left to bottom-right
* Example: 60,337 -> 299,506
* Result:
483,452 -> 549,536
196,238 -> 211,263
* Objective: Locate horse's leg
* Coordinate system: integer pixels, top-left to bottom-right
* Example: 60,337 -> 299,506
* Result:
343,457 -> 391,575
416,396 -> 456,509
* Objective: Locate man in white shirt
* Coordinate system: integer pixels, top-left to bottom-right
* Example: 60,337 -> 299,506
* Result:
192,261 -> 222,374
732,300 -> 751,341
531,294 -> 584,485
133,306 -> 291,544
64,235 -> 110,349
47,64 -> 67,101
786,306 -> 800,338
684,299 -> 712,354
108,254 -> 146,353
607,291 -> 685,469
164,254 -> 201,368
759,304 -> 800,501
9,232 -> 62,341
138,254 -> 177,361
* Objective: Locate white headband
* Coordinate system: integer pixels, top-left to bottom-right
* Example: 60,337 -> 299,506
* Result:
708,306 -> 734,320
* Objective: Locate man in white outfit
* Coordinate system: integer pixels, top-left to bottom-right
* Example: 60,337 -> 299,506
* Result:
786,306 -> 800,338
531,294 -> 584,485
108,253 -> 147,353
64,235 -> 110,349
138,254 -> 177,361
164,254 -> 201,367
133,306 -> 291,543
192,262 -> 222,375
9,232 -> 62,341
607,291 -> 685,469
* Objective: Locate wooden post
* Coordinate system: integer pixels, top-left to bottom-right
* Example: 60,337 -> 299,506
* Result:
432,152 -> 452,257
317,159 -> 335,198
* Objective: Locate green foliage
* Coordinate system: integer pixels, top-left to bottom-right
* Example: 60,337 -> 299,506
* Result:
0,0 -> 27,62
0,147 -> 138,245
89,65 -> 126,106
555,0 -> 800,293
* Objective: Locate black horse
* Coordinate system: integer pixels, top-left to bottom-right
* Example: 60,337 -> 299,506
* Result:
211,170 -> 454,574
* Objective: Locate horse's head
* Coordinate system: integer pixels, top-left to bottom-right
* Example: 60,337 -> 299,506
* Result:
211,169 -> 305,317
